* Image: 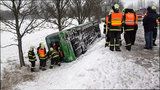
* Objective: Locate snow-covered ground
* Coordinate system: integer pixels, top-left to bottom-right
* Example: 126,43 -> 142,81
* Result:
1,20 -> 159,89
1,19 -> 79,73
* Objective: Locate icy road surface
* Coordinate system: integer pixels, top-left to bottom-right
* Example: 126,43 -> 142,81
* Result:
15,22 -> 159,89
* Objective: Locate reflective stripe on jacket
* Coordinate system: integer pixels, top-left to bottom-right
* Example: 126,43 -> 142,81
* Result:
38,49 -> 46,58
125,13 -> 135,26
48,50 -> 59,59
28,51 -> 36,61
111,12 -> 123,26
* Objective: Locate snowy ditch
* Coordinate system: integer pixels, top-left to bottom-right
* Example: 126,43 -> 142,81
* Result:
1,21 -> 159,89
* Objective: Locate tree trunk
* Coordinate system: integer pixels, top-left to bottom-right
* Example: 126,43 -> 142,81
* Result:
57,1 -> 62,31
13,1 -> 25,67
88,15 -> 91,22
58,19 -> 62,31
78,19 -> 83,25
18,38 -> 25,67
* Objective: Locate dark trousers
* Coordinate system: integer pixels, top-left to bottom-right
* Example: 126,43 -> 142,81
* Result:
153,27 -> 157,43
105,30 -> 110,45
30,61 -> 35,71
54,57 -> 60,65
50,58 -> 55,66
40,59 -> 46,68
109,31 -> 121,51
145,31 -> 153,49
130,29 -> 137,45
124,31 -> 132,51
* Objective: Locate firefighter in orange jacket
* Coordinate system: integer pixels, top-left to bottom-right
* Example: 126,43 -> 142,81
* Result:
104,10 -> 113,47
37,42 -> 47,71
108,4 -> 123,51
123,8 -> 138,51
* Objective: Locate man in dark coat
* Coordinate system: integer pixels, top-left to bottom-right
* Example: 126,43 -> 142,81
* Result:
151,6 -> 159,46
143,6 -> 158,49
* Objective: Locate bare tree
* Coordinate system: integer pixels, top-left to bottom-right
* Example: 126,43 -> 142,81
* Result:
42,0 -> 71,31
0,0 -> 45,67
90,0 -> 103,21
69,0 -> 88,24
69,0 -> 103,24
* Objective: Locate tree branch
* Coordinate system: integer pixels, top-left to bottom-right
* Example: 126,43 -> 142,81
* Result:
21,19 -> 46,37
1,0 -> 14,11
0,20 -> 16,30
1,44 -> 18,48
1,29 -> 16,34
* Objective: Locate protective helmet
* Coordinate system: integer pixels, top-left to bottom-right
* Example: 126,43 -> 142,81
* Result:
40,42 -> 44,46
50,47 -> 53,51
114,4 -> 120,9
40,42 -> 45,49
152,6 -> 156,10
30,46 -> 34,51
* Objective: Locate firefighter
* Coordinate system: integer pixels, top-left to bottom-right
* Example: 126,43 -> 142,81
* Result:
28,46 -> 37,72
51,42 -> 64,62
104,9 -> 113,47
151,6 -> 159,46
123,8 -> 138,51
108,4 -> 123,51
37,42 -> 47,71
143,6 -> 158,49
47,47 -> 61,68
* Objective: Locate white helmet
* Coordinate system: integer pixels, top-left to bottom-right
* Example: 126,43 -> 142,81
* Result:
40,42 -> 45,49
30,46 -> 34,51
50,47 -> 53,51
114,4 -> 120,9
152,6 -> 156,10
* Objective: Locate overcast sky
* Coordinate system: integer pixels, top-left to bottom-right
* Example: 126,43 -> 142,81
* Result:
122,0 -> 159,8
0,0 -> 159,11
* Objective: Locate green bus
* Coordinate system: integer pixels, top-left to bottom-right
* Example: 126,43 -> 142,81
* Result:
45,21 -> 101,62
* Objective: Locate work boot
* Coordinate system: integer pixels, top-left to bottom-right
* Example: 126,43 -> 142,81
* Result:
131,43 -> 134,45
153,39 -> 157,46
49,66 -> 53,69
144,46 -> 152,50
125,46 -> 131,51
115,46 -> 121,51
31,68 -> 35,72
58,62 -> 61,66
105,43 -> 109,47
115,48 -> 121,51
31,68 -> 34,72
153,43 -> 157,46
105,42 -> 109,47
39,66 -> 42,70
110,46 -> 114,51
42,67 -> 46,71
119,41 -> 122,47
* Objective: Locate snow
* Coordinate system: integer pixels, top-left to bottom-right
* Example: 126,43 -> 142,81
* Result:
1,19 -> 78,74
1,20 -> 159,89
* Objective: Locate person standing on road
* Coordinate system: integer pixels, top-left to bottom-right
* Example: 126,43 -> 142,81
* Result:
123,8 -> 138,51
104,9 -> 113,47
108,4 -> 123,51
28,46 -> 37,72
151,6 -> 159,46
143,6 -> 158,50
37,42 -> 47,71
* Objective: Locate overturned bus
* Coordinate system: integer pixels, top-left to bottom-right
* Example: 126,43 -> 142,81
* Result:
45,21 -> 101,62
